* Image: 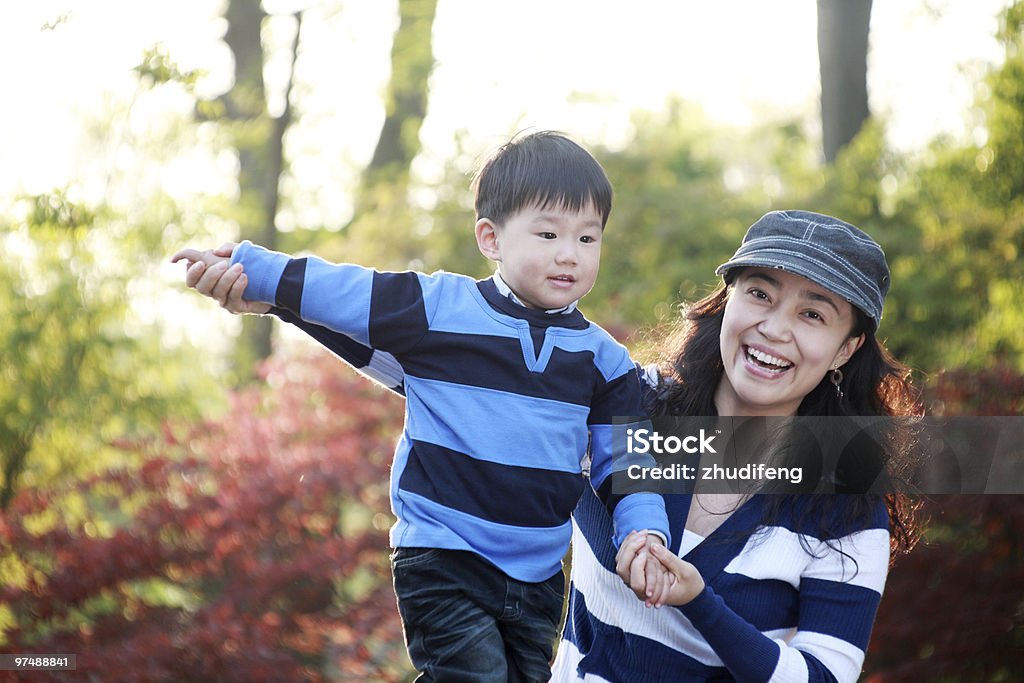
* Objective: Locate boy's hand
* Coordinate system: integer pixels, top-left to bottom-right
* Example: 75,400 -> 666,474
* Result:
615,530 -> 647,600
616,530 -> 675,607
170,243 -> 271,314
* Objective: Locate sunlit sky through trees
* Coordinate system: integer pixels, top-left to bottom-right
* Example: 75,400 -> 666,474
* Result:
0,0 -> 1011,355
0,0 -> 1009,208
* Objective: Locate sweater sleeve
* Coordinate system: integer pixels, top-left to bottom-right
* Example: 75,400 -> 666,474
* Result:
232,240 -> 439,354
588,359 -> 671,548
678,527 -> 890,683
271,307 -> 406,396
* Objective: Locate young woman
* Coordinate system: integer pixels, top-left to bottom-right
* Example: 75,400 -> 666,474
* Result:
181,210 -> 919,682
552,210 -> 920,682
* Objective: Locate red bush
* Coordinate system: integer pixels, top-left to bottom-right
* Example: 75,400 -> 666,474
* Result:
924,364 -> 1024,416
0,351 -> 410,682
866,496 -> 1024,682
864,366 -> 1024,681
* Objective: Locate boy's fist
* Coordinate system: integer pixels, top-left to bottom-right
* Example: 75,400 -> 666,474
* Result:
171,243 -> 270,314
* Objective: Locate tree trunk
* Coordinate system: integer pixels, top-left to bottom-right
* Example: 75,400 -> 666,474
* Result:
219,0 -> 301,375
214,0 -> 437,348
365,0 -> 438,182
817,0 -> 872,163
335,0 -> 438,270
0,433 -> 31,511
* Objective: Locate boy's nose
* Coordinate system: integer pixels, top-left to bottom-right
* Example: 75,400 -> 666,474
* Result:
555,243 -> 578,265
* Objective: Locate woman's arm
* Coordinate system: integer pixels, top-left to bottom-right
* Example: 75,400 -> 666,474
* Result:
644,528 -> 890,683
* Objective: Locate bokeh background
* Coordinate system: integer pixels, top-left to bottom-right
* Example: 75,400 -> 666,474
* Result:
1,1 -> 1022,680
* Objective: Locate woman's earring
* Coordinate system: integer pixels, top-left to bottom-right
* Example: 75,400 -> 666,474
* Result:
830,367 -> 844,400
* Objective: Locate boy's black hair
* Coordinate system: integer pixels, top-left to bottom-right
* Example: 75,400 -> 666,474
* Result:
471,130 -> 613,228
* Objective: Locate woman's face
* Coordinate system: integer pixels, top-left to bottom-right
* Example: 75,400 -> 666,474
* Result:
715,267 -> 864,417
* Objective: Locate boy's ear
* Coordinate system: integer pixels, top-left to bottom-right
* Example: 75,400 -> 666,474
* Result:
475,218 -> 501,262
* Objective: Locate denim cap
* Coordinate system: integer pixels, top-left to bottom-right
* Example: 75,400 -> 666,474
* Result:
715,210 -> 890,328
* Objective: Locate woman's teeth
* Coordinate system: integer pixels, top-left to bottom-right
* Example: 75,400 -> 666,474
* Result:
746,347 -> 792,371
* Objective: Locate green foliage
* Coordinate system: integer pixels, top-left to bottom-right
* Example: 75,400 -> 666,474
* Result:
0,192 -> 213,508
284,4 -> 1024,379
313,0 -> 440,277
368,0 -> 438,176
589,104 -> 772,333
133,46 -> 202,90
312,130 -> 489,277
839,0 -> 1024,373
697,29 -> 1024,376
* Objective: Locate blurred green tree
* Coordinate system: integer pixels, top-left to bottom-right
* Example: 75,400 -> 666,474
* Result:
799,0 -> 1024,373
589,105 -> 765,336
0,193 -> 207,510
363,0 -> 439,187
203,0 -> 439,369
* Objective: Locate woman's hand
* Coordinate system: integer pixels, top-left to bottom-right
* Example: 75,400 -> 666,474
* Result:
615,531 -> 674,608
649,542 -> 705,606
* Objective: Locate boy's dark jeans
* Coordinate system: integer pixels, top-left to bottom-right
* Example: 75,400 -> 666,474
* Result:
391,547 -> 565,682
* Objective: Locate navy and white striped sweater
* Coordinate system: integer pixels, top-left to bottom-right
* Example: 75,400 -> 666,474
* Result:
232,241 -> 670,582
261,301 -> 892,683
552,488 -> 889,682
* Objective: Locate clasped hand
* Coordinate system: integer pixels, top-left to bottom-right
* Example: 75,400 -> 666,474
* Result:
169,243 -> 270,314
615,530 -> 705,608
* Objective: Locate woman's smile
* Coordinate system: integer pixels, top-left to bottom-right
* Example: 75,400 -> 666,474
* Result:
742,344 -> 794,377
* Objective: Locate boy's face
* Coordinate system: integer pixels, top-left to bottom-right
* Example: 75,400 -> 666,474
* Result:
475,202 -> 603,310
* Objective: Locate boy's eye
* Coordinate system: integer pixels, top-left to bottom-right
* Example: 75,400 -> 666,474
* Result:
579,235 -> 596,244
538,232 -> 557,240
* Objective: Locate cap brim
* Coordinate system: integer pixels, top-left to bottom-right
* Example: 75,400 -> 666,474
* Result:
715,255 -> 879,327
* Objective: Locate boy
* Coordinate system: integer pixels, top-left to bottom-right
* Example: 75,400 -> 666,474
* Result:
174,131 -> 671,682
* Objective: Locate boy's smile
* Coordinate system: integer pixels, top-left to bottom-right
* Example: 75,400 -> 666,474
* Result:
476,203 -> 603,311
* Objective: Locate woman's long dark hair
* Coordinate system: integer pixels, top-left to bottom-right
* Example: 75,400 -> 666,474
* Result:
649,281 -> 922,561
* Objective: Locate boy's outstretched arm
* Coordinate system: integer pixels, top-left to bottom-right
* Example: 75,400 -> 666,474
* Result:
226,240 -> 439,357
170,244 -> 231,269
180,245 -> 406,396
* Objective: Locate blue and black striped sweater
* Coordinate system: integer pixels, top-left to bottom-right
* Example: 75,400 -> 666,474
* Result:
232,241 -> 670,582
